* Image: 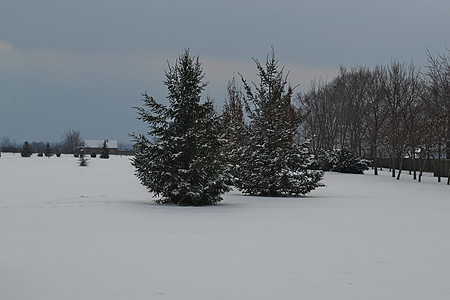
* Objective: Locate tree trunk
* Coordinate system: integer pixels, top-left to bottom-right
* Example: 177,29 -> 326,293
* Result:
372,143 -> 378,175
418,155 -> 423,182
379,151 -> 383,171
437,144 -> 441,182
391,155 -> 396,178
374,156 -> 378,175
397,155 -> 403,180
447,139 -> 449,185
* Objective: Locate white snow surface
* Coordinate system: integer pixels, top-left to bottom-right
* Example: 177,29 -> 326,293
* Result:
1,153 -> 449,299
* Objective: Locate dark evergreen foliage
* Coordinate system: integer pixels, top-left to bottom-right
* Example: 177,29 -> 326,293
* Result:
131,49 -> 230,206
312,149 -> 369,174
233,50 -> 323,196
222,76 -> 247,184
44,143 -> 53,157
311,149 -> 335,171
100,140 -> 110,159
21,141 -> 33,157
79,155 -> 89,166
331,149 -> 370,174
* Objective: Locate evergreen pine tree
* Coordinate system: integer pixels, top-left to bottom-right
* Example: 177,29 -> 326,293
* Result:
79,149 -> 89,166
222,76 -> 247,184
235,50 -> 323,196
79,155 -> 89,166
44,143 -> 53,157
131,49 -> 230,206
331,149 -> 369,174
100,140 -> 110,159
21,141 -> 33,157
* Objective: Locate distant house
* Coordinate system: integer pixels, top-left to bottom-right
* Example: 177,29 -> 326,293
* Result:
83,140 -> 118,155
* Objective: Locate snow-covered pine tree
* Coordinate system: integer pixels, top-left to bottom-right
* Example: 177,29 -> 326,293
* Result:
79,154 -> 89,166
234,50 -> 323,196
222,75 -> 247,184
21,141 -> 33,157
131,49 -> 230,206
331,149 -> 369,174
44,143 -> 53,157
100,140 -> 110,159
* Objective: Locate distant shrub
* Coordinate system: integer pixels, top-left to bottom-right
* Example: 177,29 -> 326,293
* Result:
56,153 -> 61,157
90,152 -> 97,158
44,143 -> 53,157
21,141 -> 33,158
79,156 -> 89,167
311,149 -> 334,171
37,152 -> 44,157
74,153 -> 79,158
332,149 -> 369,174
100,140 -> 110,159
313,149 -> 369,174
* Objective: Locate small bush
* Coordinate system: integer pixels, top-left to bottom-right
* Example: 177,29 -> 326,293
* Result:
313,149 -> 369,174
37,152 -> 44,157
90,152 -> 97,158
44,143 -> 53,157
332,149 -> 369,174
21,141 -> 33,157
56,153 -> 61,157
79,156 -> 89,166
100,140 -> 110,159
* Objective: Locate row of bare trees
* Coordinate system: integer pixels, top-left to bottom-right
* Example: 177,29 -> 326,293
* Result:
297,50 -> 449,181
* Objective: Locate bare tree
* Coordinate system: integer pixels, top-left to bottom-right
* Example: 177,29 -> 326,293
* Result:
425,49 -> 450,183
361,65 -> 388,175
381,61 -> 420,179
61,129 -> 83,154
1,137 -> 19,153
403,76 -> 425,180
297,78 -> 342,153
295,53 -> 447,182
334,66 -> 372,156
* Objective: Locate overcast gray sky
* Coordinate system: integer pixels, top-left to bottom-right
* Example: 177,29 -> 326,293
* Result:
1,0 -> 449,144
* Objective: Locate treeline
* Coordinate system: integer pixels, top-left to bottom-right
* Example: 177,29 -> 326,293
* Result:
1,129 -> 84,155
1,130 -> 134,155
296,49 -> 449,178
1,138 -> 63,155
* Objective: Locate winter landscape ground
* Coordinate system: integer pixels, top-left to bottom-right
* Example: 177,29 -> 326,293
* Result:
0,153 -> 449,299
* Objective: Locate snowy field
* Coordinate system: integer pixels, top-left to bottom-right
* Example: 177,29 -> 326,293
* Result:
1,153 -> 449,300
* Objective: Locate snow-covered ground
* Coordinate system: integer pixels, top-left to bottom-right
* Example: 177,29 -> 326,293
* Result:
1,153 -> 449,299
